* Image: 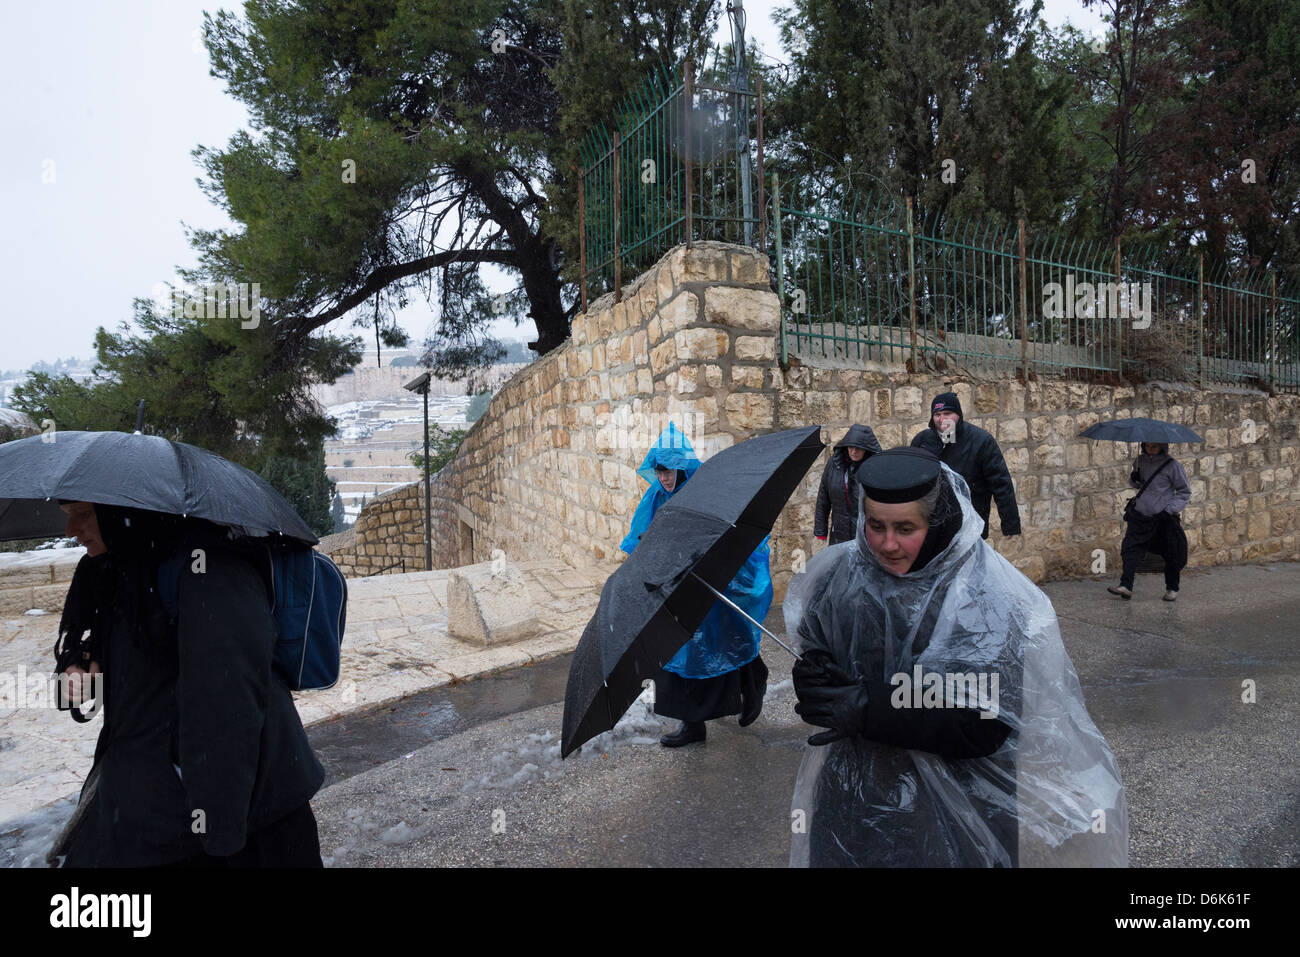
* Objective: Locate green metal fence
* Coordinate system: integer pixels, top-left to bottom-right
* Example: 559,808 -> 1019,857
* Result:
576,57 -> 765,310
771,176 -> 1300,391
576,62 -> 1300,393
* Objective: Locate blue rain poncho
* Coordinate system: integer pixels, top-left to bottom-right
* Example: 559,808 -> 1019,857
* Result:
785,465 -> 1128,866
621,424 -> 773,680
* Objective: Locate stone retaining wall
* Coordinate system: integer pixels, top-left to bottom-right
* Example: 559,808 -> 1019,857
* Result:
325,241 -> 1300,599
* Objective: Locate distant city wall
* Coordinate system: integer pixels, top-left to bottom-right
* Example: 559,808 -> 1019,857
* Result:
325,242 -> 1300,597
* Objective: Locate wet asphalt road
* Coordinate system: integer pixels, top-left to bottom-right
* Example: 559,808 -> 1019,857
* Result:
307,562 -> 1300,867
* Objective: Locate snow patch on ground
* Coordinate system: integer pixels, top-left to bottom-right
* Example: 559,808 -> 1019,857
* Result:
460,687 -> 664,795
0,794 -> 77,868
322,806 -> 431,866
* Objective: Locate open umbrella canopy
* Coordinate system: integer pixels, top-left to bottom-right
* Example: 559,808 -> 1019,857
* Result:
0,430 -> 318,545
561,425 -> 824,758
1079,417 -> 1204,444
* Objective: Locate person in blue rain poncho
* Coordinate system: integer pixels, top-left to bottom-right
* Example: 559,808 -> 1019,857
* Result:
621,424 -> 774,748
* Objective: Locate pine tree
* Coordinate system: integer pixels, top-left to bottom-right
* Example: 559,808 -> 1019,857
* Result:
331,492 -> 347,533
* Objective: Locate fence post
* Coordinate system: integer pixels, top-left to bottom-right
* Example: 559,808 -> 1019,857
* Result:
1271,272 -> 1278,392
613,129 -> 621,303
907,196 -> 917,364
1018,219 -> 1028,377
1114,236 -> 1122,376
1197,253 -> 1205,388
684,59 -> 693,250
756,73 -> 766,255
773,172 -> 785,368
576,163 -> 588,315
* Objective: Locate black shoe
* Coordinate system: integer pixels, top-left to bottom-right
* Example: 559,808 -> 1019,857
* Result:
660,721 -> 706,747
738,696 -> 763,727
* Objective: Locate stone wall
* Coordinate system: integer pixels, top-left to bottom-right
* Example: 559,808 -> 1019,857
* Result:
326,241 -> 1300,597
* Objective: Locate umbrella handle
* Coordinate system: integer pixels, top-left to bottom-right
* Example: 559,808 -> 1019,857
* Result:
688,570 -> 801,660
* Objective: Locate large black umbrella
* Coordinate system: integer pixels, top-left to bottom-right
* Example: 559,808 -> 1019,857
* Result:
0,430 -> 318,545
561,425 -> 825,758
1079,417 -> 1204,444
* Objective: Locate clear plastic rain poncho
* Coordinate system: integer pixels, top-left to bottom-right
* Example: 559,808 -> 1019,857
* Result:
785,465 -> 1128,866
621,424 -> 773,679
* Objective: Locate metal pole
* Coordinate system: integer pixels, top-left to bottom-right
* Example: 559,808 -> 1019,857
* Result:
1271,272 -> 1278,391
773,172 -> 786,367
907,196 -> 917,364
684,59 -> 694,249
576,163 -> 588,315
755,74 -> 766,255
1114,236 -> 1122,375
689,571 -> 800,659
1198,253 -> 1205,388
1018,219 -> 1028,377
422,384 -> 432,572
613,129 -> 621,303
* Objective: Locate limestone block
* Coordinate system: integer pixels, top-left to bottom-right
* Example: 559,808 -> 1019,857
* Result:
738,252 -> 772,285
894,386 -> 925,419
725,393 -> 774,430
732,366 -> 765,388
848,389 -> 871,422
0,586 -> 36,617
1001,418 -> 1028,443
672,245 -> 729,283
675,328 -> 729,361
734,336 -> 776,361
806,390 -> 848,423
650,339 -> 678,375
446,560 -> 540,646
705,286 -> 779,331
660,292 -> 699,336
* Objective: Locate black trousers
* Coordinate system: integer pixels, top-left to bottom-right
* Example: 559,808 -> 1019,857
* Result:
164,803 -> 323,868
654,656 -> 768,723
1120,512 -> 1187,591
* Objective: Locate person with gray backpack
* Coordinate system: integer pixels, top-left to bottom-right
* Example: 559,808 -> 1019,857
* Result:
1108,442 -> 1191,601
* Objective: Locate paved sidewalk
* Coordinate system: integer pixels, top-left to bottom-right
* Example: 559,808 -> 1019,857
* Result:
0,558 -> 611,824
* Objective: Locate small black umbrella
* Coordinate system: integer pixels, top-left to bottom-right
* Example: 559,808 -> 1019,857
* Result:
561,425 -> 825,758
0,430 -> 318,545
1079,417 -> 1204,444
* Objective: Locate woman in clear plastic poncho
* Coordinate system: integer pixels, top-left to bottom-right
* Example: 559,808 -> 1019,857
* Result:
787,446 -> 1128,866
622,423 -> 774,748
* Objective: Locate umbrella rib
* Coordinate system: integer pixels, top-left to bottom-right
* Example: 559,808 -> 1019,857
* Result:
688,571 -> 800,659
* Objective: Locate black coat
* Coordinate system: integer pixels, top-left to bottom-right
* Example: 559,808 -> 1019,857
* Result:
63,530 -> 324,866
910,419 -> 1021,538
815,424 -> 882,544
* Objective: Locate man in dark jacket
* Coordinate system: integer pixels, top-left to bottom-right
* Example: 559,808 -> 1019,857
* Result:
815,424 -> 883,545
55,502 -> 325,867
909,392 -> 1021,540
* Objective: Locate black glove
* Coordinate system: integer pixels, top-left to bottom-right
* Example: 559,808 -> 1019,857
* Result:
1130,469 -> 1141,485
792,650 -> 870,746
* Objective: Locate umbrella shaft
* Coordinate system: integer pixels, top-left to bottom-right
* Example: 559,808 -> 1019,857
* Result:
689,571 -> 800,659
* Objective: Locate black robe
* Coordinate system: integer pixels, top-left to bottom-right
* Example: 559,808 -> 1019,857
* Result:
60,517 -> 324,867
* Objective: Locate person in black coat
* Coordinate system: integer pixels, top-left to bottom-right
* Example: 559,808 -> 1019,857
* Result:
909,392 -> 1021,540
814,424 -> 882,545
54,501 -> 325,867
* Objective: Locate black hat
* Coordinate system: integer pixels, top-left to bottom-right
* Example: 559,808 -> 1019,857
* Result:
855,447 -> 941,503
930,391 -> 963,419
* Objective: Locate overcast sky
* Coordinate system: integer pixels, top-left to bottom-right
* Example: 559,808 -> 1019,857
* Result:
0,0 -> 1105,373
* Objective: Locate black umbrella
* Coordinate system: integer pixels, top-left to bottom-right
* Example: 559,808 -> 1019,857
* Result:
1079,417 -> 1204,444
561,425 -> 825,758
0,430 -> 318,545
